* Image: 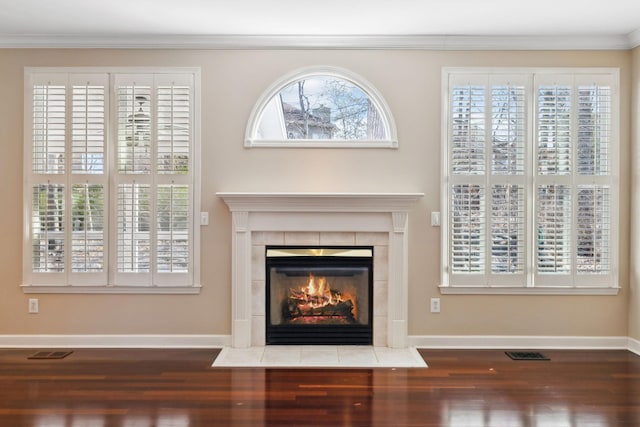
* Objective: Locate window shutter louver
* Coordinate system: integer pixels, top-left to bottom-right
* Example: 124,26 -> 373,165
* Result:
451,184 -> 485,274
72,84 -> 105,174
577,86 -> 611,176
157,85 -> 191,174
451,85 -> 485,175
117,183 -> 151,274
33,84 -> 66,174
576,186 -> 610,274
491,184 -> 525,274
536,184 -> 572,274
491,85 -> 525,175
71,184 -> 104,273
157,185 -> 190,273
31,184 -> 65,273
537,85 -> 572,176
117,84 -> 152,174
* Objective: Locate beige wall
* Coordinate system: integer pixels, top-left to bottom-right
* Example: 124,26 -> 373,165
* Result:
0,48 -> 632,339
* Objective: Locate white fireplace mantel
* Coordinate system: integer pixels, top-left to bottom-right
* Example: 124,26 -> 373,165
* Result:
217,192 -> 424,348
217,192 -> 425,213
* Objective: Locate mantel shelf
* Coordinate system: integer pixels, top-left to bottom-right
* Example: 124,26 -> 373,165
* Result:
216,192 -> 424,213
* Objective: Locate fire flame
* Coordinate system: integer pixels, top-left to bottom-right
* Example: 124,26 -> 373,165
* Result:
304,274 -> 342,307
287,274 -> 358,320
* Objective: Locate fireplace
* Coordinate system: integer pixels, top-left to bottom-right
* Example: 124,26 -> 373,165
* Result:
217,192 -> 423,348
266,246 -> 373,345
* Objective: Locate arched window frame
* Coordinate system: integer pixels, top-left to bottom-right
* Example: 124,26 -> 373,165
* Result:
245,66 -> 398,148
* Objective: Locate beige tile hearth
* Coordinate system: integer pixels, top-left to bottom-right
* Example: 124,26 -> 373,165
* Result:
212,345 -> 427,368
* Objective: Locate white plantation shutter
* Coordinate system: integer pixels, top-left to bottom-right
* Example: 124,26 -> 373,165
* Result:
112,73 -> 194,287
491,84 -> 526,175
154,75 -> 193,285
32,80 -> 66,174
31,184 -> 65,274
450,81 -> 486,175
30,75 -> 67,281
536,184 -> 572,275
577,85 -> 611,176
491,184 -> 525,276
157,83 -> 191,174
68,75 -> 108,284
574,78 -> 615,282
24,68 -> 199,292
489,81 -> 527,284
157,184 -> 190,273
537,83 -> 572,176
72,82 -> 105,174
117,79 -> 152,174
443,69 -> 618,292
26,73 -> 108,286
450,184 -> 485,276
117,183 -> 151,274
113,75 -> 153,286
448,75 -> 487,285
533,74 -> 615,287
447,74 -> 528,287
576,186 -> 610,274
534,76 -> 574,284
71,184 -> 104,273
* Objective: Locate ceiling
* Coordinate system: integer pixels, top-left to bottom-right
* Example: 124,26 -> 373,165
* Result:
1,0 -> 640,49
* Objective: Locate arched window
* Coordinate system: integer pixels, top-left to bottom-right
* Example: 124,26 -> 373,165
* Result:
245,66 -> 397,148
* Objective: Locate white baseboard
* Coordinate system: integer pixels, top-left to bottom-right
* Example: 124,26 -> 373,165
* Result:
0,334 -> 636,353
0,334 -> 231,348
627,337 -> 640,355
409,335 -> 630,350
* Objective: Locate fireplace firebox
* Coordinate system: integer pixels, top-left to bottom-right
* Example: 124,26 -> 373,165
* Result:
266,246 -> 373,345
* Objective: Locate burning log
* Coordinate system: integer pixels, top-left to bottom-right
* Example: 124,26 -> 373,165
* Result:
283,274 -> 356,323
288,299 -> 354,318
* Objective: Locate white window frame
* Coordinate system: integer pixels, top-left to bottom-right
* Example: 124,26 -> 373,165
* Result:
440,67 -> 620,295
22,67 -> 201,294
245,65 -> 398,148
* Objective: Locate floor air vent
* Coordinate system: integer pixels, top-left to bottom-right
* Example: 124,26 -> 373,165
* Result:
505,351 -> 549,361
28,351 -> 73,360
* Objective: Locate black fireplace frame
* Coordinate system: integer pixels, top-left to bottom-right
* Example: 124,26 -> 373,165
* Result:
265,245 -> 374,345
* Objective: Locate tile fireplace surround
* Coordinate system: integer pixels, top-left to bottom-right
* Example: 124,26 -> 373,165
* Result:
217,192 -> 424,349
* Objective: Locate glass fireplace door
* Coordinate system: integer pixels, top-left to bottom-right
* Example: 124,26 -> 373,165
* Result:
266,246 -> 373,345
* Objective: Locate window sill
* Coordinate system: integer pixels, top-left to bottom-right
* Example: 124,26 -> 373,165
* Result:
21,285 -> 202,295
438,285 -> 620,296
245,139 -> 398,149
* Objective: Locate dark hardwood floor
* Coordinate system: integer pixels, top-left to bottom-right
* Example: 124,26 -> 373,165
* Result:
0,348 -> 638,426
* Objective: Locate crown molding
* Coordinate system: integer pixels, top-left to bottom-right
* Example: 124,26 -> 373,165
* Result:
0,34 -> 635,50
629,28 -> 640,49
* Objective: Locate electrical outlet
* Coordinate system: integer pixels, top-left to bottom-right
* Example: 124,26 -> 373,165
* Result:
430,297 -> 440,313
28,298 -> 39,314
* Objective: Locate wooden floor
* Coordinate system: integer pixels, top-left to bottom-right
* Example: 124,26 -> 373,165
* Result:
0,348 -> 639,426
